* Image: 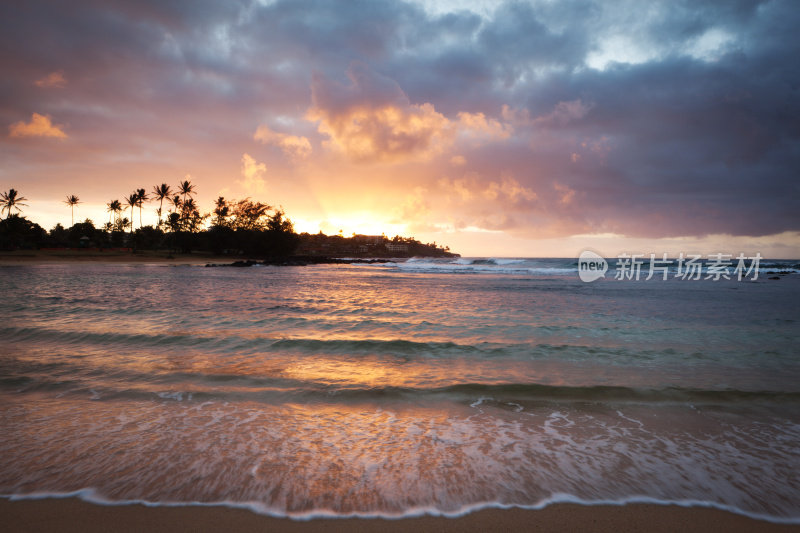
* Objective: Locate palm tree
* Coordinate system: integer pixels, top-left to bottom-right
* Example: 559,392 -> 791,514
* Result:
178,180 -> 195,203
213,196 -> 229,226
64,194 -> 80,226
107,199 -> 122,225
136,188 -> 148,228
125,192 -> 139,233
1,188 -> 28,219
168,194 -> 182,212
180,197 -> 203,233
151,183 -> 172,227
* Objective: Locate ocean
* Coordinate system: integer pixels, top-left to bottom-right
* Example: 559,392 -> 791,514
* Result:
1,258 -> 799,522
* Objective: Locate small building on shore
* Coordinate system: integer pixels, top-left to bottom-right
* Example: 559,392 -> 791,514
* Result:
385,242 -> 408,253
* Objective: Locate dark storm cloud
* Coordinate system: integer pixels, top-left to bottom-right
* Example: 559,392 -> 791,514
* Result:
1,0 -> 798,239
477,2 -> 589,73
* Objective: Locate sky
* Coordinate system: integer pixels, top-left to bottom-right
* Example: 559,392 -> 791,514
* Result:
1,0 -> 799,257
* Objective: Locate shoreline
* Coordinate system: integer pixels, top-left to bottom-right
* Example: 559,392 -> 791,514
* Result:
0,250 -> 401,266
0,250 -> 219,265
1,498 -> 798,533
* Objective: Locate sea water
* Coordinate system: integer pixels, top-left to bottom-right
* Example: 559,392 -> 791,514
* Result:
1,259 -> 799,522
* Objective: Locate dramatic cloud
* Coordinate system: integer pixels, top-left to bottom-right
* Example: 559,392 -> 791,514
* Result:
308,63 -> 452,162
0,0 -> 798,254
308,63 -> 514,162
8,113 -> 67,138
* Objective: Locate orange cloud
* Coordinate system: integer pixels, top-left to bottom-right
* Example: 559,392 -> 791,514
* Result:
34,71 -> 67,88
253,125 -> 312,159
239,153 -> 267,194
456,112 -> 512,140
8,113 -> 67,138
440,174 -> 537,205
484,176 -> 538,204
308,102 -> 451,162
308,64 -> 514,163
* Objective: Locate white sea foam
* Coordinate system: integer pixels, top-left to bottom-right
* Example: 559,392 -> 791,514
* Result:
4,490 -> 799,524
3,398 -> 799,521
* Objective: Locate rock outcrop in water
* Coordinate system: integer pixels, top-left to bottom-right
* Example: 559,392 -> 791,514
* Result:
206,256 -> 394,267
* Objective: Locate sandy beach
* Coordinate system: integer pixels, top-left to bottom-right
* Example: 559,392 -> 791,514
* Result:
1,498 -> 798,533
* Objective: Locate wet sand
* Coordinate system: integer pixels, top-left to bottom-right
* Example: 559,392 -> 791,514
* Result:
1,498 -> 798,533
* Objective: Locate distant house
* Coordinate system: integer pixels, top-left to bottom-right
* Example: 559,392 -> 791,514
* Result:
353,234 -> 383,244
385,242 -> 408,253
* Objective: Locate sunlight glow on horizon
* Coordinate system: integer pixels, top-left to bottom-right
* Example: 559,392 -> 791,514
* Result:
17,199 -> 800,259
3,1 -> 798,258
293,214 -> 407,238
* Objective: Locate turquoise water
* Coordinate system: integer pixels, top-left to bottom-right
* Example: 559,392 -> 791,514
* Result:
1,261 -> 799,521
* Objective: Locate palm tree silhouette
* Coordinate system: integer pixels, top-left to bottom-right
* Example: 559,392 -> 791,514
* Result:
168,195 -> 182,212
136,188 -> 148,228
64,194 -> 80,226
180,197 -> 203,233
151,183 -> 172,227
125,193 -> 139,233
1,189 -> 28,219
178,180 -> 195,204
213,196 -> 229,226
107,199 -> 122,225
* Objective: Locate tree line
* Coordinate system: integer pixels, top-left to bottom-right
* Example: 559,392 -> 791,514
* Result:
0,182 -> 297,257
0,185 -> 457,258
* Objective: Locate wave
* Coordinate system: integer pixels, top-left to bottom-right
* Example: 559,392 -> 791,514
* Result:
383,257 -> 800,277
3,490 -> 799,524
432,383 -> 800,403
8,325 -> 784,365
7,369 -> 799,406
0,325 -> 507,357
396,258 -> 569,275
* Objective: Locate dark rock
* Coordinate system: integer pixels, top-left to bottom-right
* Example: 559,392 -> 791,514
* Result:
205,255 -> 396,268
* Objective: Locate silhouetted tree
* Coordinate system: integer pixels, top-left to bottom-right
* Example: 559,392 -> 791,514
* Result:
64,194 -> 80,226
168,194 -> 182,216
136,188 -> 148,228
67,219 -> 98,247
180,197 -> 205,233
125,193 -> 138,233
0,214 -> 45,250
178,180 -> 195,204
131,226 -> 164,250
151,183 -> 172,228
230,198 -> 271,230
107,199 -> 122,225
1,189 -> 28,219
213,196 -> 229,227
